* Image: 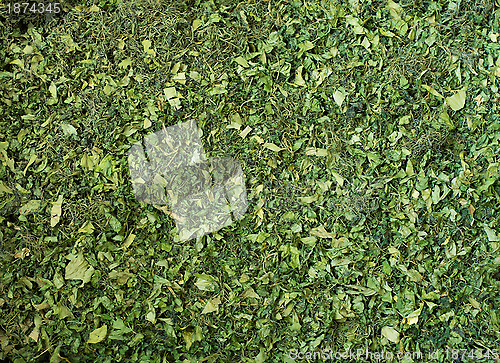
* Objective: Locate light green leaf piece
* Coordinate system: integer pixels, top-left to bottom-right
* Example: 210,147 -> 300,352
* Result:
109,318 -> 133,339
103,84 -> 114,95
23,152 -> 37,176
57,302 -> 74,320
439,110 -> 455,129
405,303 -> 424,325
333,89 -> 345,107
60,124 -> 77,136
478,177 -> 498,193
267,31 -> 281,47
108,214 -> 122,233
19,200 -> 41,215
118,57 -> 132,69
207,85 -> 227,96
183,326 -> 203,350
231,112 -> 244,126
400,76 -> 409,88
210,12 -> 222,23
164,87 -> 177,100
331,171 -> 345,186
422,188 -> 432,211
379,28 -> 396,37
78,221 -> 94,234
315,67 -> 333,88
290,246 -> 300,268
316,149 -> 328,156
202,296 -> 221,314
381,326 -> 400,343
183,330 -> 194,350
345,15 -> 366,35
192,19 -> 203,32
293,66 -> 306,87
50,195 -> 63,227
168,97 -> 182,110
65,252 -> 95,285
361,36 -> 371,50
60,34 -> 80,53
301,236 -> 317,246
49,82 -> 57,99
241,287 -> 260,298
118,76 -> 130,87
425,33 -> 437,47
255,347 -> 267,363
34,158 -> 47,173
239,126 -> 252,138
81,154 -> 94,170
406,269 -> 423,282
305,147 -> 328,156
439,310 -> 455,322
142,39 -> 155,56
297,195 -> 318,204
431,185 -> 440,204
484,226 -> 500,241
194,274 -> 218,291
446,89 -> 466,111
122,233 -> 136,249
422,84 -> 444,99
234,56 -> 249,68
53,272 -> 65,289
95,154 -> 113,177
172,72 -> 185,84
386,0 -> 404,19
263,143 -> 284,152
298,40 -> 315,56
88,325 -> 107,344
189,71 -> 201,82
23,45 -> 33,54
309,225 -> 335,238
10,59 -> 24,69
399,115 -> 411,125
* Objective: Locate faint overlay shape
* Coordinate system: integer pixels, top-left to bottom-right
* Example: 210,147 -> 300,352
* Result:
128,120 -> 248,241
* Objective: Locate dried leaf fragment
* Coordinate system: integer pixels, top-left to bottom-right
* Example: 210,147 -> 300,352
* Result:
381,326 -> 400,343
88,325 -> 107,344
65,252 -> 95,286
50,195 -> 63,227
309,225 -> 336,239
201,296 -> 221,314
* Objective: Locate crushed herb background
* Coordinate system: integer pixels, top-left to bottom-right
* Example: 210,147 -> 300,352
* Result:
1,0 -> 500,362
